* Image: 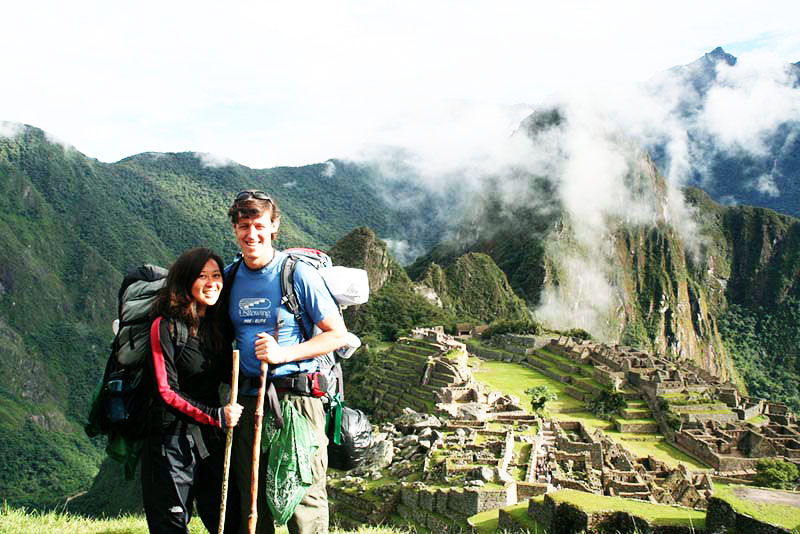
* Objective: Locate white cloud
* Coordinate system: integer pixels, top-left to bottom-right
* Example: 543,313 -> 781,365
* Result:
195,152 -> 237,168
322,161 -> 336,177
700,52 -> 800,154
0,121 -> 23,139
749,174 -> 781,197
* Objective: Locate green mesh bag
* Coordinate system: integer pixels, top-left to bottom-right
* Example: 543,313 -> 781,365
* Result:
261,399 -> 319,525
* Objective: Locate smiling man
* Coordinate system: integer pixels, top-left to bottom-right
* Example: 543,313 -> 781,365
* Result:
219,190 -> 347,534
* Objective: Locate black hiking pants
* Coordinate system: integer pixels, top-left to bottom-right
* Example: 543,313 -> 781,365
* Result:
141,426 -> 239,534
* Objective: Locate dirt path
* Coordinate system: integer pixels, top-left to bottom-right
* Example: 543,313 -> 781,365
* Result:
733,486 -> 800,507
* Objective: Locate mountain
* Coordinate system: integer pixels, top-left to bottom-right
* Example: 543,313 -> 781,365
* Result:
0,124 -> 527,507
647,47 -> 800,218
0,124 -> 446,508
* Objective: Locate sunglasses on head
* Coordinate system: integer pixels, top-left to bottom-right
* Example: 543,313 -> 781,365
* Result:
234,190 -> 272,203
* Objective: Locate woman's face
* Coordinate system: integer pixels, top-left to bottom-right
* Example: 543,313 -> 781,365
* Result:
191,258 -> 223,315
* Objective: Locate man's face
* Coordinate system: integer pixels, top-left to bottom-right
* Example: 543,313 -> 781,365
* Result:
234,212 -> 280,266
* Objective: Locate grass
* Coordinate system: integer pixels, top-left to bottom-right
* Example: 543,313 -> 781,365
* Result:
746,414 -> 769,425
469,500 -> 548,534
712,483 -> 800,531
473,360 -> 584,413
0,506 -> 412,534
472,360 -> 712,471
549,488 -> 706,528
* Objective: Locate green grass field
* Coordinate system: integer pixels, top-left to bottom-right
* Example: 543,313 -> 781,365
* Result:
0,506 -> 408,534
549,489 -> 706,528
712,483 -> 800,531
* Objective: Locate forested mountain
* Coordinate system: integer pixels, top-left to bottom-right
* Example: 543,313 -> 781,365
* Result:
0,124 -> 524,508
0,125 -> 446,507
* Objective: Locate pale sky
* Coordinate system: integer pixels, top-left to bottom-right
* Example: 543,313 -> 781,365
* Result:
2,0 -> 799,168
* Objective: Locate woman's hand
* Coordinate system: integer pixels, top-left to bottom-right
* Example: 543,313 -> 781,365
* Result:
224,402 -> 243,428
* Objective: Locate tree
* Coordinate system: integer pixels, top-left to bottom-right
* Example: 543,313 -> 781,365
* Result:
586,391 -> 626,421
753,458 -> 799,490
525,386 -> 557,414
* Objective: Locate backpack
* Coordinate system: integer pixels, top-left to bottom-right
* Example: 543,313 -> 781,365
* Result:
278,248 -> 373,470
85,264 -> 188,479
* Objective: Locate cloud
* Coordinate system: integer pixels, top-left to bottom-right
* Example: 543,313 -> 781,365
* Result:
383,238 -> 426,265
322,161 -> 336,177
5,2 -> 799,168
195,152 -> 237,168
749,174 -> 780,197
0,121 -> 23,139
699,52 -> 800,154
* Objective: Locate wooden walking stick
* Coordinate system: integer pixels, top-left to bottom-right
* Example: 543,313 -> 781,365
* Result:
218,349 -> 239,534
249,322 -> 282,534
248,359 -> 268,534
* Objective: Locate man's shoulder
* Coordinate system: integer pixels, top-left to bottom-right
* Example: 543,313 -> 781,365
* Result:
289,256 -> 326,286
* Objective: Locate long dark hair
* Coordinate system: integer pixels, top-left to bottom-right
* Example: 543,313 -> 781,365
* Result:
150,247 -> 226,352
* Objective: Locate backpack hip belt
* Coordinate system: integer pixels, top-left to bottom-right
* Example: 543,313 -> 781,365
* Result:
239,372 -> 330,398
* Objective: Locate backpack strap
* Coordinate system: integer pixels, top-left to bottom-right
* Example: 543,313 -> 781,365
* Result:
280,255 -> 311,341
169,318 -> 190,359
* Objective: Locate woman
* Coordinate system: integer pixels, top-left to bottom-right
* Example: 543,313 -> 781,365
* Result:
143,247 -> 243,534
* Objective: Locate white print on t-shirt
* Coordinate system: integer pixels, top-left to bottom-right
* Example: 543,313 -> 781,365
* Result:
238,298 -> 272,320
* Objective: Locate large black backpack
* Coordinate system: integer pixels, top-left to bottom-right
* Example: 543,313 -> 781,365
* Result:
85,265 -> 187,478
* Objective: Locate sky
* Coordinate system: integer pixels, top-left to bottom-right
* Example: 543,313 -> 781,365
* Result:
2,0 -> 800,169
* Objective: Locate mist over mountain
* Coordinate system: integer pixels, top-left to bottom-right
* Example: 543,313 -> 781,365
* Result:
646,47 -> 800,217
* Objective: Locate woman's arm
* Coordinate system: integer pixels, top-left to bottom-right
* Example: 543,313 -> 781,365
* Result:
149,316 -> 226,428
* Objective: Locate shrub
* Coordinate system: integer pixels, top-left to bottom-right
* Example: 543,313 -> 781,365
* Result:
753,458 -> 799,490
525,385 -> 557,414
585,391 -> 626,421
483,319 -> 541,339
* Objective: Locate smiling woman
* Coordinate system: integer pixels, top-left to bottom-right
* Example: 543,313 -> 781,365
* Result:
143,247 -> 243,534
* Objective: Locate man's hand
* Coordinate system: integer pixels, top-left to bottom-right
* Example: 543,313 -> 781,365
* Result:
255,332 -> 288,364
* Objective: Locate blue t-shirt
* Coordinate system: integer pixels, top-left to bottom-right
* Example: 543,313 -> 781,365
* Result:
226,250 -> 339,380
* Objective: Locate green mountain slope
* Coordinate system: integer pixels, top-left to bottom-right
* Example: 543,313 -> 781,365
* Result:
0,125 -> 436,508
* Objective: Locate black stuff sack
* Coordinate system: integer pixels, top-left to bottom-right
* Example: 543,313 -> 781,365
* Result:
326,400 -> 372,471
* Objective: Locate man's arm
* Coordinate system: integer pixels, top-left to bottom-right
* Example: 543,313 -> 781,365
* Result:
254,312 -> 348,365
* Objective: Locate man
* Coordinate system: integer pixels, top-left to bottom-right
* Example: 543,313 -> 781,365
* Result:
220,190 -> 347,534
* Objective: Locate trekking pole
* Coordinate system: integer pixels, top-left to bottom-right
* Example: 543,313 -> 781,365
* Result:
248,359 -> 268,534
218,349 -> 239,534
249,322 -> 282,534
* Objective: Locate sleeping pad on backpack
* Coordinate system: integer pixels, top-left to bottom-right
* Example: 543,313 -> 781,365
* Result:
261,399 -> 319,525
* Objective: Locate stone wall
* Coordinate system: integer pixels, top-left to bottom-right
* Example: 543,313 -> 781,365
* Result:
467,343 -> 523,363
328,486 -> 398,526
555,423 -> 603,469
399,484 -> 516,521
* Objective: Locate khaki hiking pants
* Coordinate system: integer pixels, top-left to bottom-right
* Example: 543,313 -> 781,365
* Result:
232,393 -> 329,534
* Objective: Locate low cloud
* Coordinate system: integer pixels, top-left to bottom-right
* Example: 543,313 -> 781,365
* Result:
699,52 -> 800,155
383,238 -> 426,266
355,50 -> 799,340
748,174 -> 780,197
322,160 -> 336,177
195,152 -> 237,168
0,121 -> 23,139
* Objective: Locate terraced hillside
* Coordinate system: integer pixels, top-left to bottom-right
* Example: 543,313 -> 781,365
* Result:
359,329 -> 472,420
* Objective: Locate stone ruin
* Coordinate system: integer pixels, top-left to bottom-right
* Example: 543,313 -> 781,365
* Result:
539,336 -> 800,475
328,328 -> 740,532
